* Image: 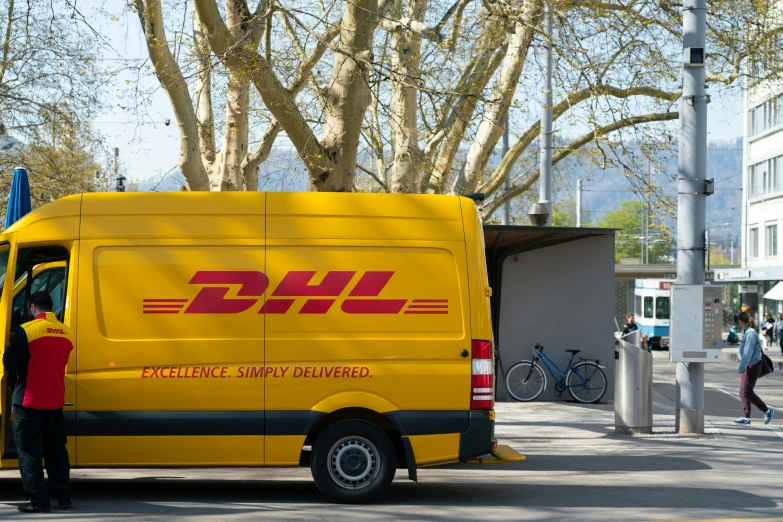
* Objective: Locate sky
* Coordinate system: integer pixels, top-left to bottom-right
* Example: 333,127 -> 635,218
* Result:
79,2 -> 747,188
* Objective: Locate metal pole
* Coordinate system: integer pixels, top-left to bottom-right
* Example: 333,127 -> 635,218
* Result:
538,0 -> 553,226
576,179 -> 582,228
640,189 -> 646,264
502,114 -> 511,225
706,229 -> 711,271
647,162 -> 652,264
114,147 -> 126,193
731,239 -> 735,265
675,0 -> 708,435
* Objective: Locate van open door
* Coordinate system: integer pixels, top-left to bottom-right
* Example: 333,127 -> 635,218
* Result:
0,236 -> 18,464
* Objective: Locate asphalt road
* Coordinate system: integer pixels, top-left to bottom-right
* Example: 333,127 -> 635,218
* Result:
1,352 -> 782,521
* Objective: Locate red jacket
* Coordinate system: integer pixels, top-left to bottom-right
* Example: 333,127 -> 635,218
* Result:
2,312 -> 74,410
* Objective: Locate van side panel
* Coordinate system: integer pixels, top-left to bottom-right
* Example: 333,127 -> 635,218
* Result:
77,436 -> 264,466
264,193 -> 471,464
76,194 -> 267,467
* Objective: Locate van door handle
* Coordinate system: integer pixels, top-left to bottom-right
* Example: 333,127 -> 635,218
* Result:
64,403 -> 74,406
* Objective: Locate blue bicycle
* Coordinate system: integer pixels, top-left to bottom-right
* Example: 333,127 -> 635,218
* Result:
505,343 -> 607,403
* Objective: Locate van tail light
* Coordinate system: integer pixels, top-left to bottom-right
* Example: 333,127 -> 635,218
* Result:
471,340 -> 494,410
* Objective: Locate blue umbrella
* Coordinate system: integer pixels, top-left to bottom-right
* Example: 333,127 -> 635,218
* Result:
5,167 -> 32,229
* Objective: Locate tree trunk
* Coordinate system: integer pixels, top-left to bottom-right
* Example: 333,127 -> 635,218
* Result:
194,0 -> 331,187
193,2 -> 216,170
212,76 -> 250,190
457,3 -> 540,194
389,0 -> 426,193
425,19 -> 507,193
135,0 -> 209,191
315,0 -> 380,192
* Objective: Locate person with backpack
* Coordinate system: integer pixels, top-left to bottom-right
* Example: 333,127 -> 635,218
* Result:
735,311 -> 774,426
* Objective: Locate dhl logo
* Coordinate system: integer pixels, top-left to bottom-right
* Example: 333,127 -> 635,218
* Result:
142,271 -> 449,316
46,328 -> 65,334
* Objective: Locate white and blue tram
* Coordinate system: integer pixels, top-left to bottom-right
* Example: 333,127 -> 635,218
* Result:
634,279 -> 671,349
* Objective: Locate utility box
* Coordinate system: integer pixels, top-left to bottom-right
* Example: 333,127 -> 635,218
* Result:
669,284 -> 723,363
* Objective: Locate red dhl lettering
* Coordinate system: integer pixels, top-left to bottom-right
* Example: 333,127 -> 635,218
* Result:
46,328 -> 65,334
142,270 -> 449,316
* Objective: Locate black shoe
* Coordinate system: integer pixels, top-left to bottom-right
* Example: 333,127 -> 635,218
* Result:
17,503 -> 51,513
57,498 -> 72,509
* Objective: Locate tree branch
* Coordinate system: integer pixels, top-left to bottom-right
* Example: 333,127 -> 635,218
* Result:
241,25 -> 340,185
193,0 -> 329,178
135,0 -> 209,190
481,110 -> 679,218
477,84 -> 679,197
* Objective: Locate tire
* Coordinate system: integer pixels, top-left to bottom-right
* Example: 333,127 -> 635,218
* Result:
505,360 -> 546,402
566,362 -> 607,404
310,419 -> 396,504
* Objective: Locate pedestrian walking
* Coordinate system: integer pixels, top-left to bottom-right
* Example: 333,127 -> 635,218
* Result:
776,313 -> 783,355
762,312 -> 775,347
734,311 -> 774,426
622,313 -> 639,336
2,292 -> 74,513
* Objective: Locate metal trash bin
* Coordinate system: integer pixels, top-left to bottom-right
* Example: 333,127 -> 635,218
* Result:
615,331 -> 653,434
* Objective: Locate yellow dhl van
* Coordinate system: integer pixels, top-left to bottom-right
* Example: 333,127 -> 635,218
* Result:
0,192 -> 523,503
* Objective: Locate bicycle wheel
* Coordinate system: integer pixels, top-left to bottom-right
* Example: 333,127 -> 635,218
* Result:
505,361 -> 546,402
566,362 -> 607,404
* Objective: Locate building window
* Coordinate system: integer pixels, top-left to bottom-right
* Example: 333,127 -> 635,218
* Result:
766,223 -> 778,258
749,95 -> 783,137
749,155 -> 783,200
750,227 -> 759,260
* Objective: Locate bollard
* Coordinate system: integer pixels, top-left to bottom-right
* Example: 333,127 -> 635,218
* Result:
615,331 -> 653,434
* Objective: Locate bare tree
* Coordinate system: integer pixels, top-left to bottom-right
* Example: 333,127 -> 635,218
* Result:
0,0 -> 106,143
130,0 -> 783,209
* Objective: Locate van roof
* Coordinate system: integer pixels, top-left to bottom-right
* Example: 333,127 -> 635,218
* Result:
6,192 -> 475,242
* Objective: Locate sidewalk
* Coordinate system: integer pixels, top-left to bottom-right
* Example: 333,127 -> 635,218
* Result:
485,354 -> 783,520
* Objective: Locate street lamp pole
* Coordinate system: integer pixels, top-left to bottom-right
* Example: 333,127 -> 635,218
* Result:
675,0 -> 708,434
538,0 -> 553,225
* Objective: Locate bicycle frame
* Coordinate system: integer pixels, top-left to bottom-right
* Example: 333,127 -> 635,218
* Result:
533,348 -> 590,389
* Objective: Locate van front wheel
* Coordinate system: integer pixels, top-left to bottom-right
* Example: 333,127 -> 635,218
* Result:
310,419 -> 396,504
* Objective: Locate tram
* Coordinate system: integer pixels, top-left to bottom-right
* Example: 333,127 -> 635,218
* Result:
634,279 -> 671,350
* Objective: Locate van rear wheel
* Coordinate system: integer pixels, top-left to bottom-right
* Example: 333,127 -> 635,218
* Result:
310,419 -> 396,504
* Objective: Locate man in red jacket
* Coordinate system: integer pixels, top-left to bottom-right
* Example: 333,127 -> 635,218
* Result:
3,292 -> 74,513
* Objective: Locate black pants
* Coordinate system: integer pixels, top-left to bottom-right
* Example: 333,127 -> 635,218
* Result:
13,405 -> 71,508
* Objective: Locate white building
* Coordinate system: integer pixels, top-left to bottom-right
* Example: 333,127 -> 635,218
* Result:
718,79 -> 783,318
